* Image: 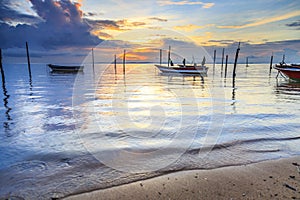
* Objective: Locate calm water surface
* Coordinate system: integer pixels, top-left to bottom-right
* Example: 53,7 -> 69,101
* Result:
0,63 -> 299,199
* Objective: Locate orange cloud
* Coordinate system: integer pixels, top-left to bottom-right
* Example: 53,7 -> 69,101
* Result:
125,52 -> 148,61
133,48 -> 157,53
174,24 -> 214,31
191,32 -> 213,45
218,10 -> 300,29
91,30 -> 113,39
53,1 -> 61,8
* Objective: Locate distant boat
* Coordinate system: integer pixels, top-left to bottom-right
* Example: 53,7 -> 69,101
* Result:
274,63 -> 300,81
155,57 -> 208,75
47,64 -> 84,72
155,64 -> 208,75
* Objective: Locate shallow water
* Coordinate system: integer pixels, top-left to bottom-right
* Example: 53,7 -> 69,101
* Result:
0,63 -> 299,199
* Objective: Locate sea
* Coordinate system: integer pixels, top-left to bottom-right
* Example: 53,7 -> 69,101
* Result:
0,62 -> 300,199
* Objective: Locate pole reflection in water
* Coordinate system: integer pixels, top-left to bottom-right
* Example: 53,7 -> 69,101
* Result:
0,64 -> 12,132
231,87 -> 236,113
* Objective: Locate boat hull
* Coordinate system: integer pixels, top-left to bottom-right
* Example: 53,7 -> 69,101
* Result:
48,64 -> 84,72
274,65 -> 300,81
155,64 -> 208,75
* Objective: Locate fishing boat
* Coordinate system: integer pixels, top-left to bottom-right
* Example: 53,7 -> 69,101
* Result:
155,64 -> 208,75
155,56 -> 208,75
155,46 -> 208,76
47,64 -> 84,72
273,63 -> 300,81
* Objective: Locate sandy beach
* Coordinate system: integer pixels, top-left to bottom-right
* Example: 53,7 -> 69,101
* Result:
63,156 -> 300,200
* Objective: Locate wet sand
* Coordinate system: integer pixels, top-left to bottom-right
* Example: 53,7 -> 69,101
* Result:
64,156 -> 300,200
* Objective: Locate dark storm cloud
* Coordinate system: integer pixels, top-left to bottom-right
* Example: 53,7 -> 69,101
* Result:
0,0 -> 42,25
0,0 -> 102,50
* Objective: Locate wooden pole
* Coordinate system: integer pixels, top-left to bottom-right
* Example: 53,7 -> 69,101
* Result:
92,48 -> 95,75
213,49 -> 216,73
160,49 -> 162,65
26,42 -> 32,79
168,46 -> 171,67
221,48 -> 224,74
123,50 -> 126,75
0,48 -> 2,70
269,53 -> 273,75
224,55 -> 228,78
114,54 -> 117,74
0,49 -> 5,83
232,42 -> 240,87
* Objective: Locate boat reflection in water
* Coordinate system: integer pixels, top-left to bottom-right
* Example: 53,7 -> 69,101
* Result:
275,81 -> 300,96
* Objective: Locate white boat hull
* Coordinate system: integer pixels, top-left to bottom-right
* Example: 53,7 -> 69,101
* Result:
155,64 -> 208,75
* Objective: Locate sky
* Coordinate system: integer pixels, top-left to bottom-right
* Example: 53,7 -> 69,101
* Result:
0,0 -> 300,64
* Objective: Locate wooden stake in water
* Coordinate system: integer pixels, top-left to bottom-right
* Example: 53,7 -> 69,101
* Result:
92,48 -> 95,75
269,53 -> 273,75
123,50 -> 126,75
0,48 -> 5,83
26,42 -> 32,79
221,48 -> 225,74
114,54 -> 117,74
224,55 -> 228,78
0,49 -> 2,69
160,49 -> 162,65
213,49 -> 216,73
232,42 -> 240,87
168,46 -> 171,67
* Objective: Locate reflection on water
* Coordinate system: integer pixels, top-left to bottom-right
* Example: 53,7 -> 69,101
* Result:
0,63 -> 300,199
275,81 -> 300,95
0,64 -> 12,133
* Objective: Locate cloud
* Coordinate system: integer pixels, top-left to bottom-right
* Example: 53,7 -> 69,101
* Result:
203,40 -> 300,63
86,18 -> 147,40
158,0 -> 214,8
174,24 -> 204,31
174,24 -> 214,32
218,10 -> 300,29
86,19 -> 121,30
148,17 -> 168,22
87,19 -> 146,30
207,39 -> 236,46
130,21 -> 146,26
190,32 -> 213,45
0,0 -> 42,25
286,20 -> 300,29
0,0 -> 101,49
83,12 -> 101,17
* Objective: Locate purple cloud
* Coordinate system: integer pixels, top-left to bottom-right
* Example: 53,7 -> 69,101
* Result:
0,0 -> 101,50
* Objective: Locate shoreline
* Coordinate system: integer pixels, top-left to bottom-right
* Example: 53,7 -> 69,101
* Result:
63,156 -> 300,200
